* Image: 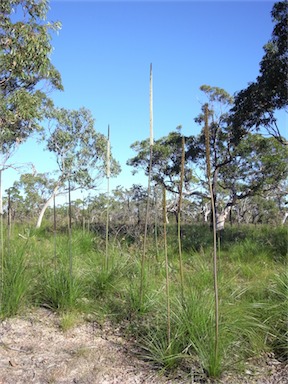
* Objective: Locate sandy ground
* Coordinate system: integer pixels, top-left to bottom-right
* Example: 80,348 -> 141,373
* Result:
0,308 -> 287,384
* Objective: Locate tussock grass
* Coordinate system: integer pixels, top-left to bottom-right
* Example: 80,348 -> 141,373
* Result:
59,312 -> 82,331
0,224 -> 286,379
35,267 -> 85,312
263,271 -> 288,360
0,243 -> 32,318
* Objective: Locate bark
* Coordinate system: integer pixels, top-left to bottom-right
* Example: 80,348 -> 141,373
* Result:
36,185 -> 59,228
216,205 -> 231,231
282,211 -> 288,225
202,202 -> 211,223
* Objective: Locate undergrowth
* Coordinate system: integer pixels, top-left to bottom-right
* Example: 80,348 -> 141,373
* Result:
0,223 -> 286,379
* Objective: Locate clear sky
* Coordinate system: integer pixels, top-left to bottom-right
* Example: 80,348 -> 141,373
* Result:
4,0 -> 284,200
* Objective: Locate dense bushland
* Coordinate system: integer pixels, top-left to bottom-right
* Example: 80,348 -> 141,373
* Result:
0,223 -> 287,379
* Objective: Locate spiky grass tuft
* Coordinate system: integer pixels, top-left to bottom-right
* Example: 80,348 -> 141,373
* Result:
0,245 -> 31,318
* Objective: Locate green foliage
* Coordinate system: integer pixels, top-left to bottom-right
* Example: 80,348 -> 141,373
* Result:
127,84 -> 286,238
168,224 -> 213,252
139,326 -> 184,371
200,84 -> 234,105
128,130 -> 196,194
0,242 -> 31,318
86,265 -> 121,299
259,226 -> 288,260
35,266 -> 85,312
222,134 -> 288,197
190,86 -> 288,219
0,224 -> 286,380
265,271 -> 288,360
221,225 -> 288,261
0,0 -> 63,155
46,107 -> 120,189
174,291 -> 223,377
231,1 -> 288,143
11,172 -> 57,216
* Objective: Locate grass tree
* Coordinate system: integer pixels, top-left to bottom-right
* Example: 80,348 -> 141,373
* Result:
140,63 -> 154,306
162,186 -> 171,350
204,103 -> 219,375
177,135 -> 185,299
105,125 -> 111,270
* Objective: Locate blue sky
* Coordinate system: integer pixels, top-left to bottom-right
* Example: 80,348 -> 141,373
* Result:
4,0 -> 285,199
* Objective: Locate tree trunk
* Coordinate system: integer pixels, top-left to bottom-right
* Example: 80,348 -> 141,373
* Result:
282,211 -> 288,225
203,202 -> 211,223
36,185 -> 59,228
216,206 -> 231,231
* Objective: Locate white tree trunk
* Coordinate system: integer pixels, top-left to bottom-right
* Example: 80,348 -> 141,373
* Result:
282,211 -> 288,225
202,202 -> 211,223
36,185 -> 59,228
216,206 -> 231,231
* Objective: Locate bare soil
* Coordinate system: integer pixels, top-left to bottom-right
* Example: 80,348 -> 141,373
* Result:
0,308 -> 287,384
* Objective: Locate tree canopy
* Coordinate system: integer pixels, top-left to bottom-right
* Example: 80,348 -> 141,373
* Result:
128,129 -> 196,195
47,107 -> 120,190
231,1 -> 288,144
33,107 -> 121,228
128,84 -> 288,228
0,0 -> 63,157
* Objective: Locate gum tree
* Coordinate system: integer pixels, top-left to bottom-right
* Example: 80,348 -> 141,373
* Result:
189,85 -> 288,228
128,130 -> 195,193
0,0 -> 62,157
218,133 -> 288,215
191,85 -> 235,227
129,85 -> 288,228
0,0 -> 62,260
127,130 -> 197,222
231,1 -> 287,145
9,172 -> 56,223
36,107 -> 120,228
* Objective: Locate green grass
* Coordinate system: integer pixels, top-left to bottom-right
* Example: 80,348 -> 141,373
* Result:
35,267 -> 85,312
0,243 -> 32,318
0,223 -> 286,379
263,271 -> 288,361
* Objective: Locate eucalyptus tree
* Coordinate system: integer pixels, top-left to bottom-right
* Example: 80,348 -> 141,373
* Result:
3,185 -> 25,222
101,185 -> 148,226
217,134 -> 288,224
129,85 -> 288,229
234,187 -> 287,226
243,196 -> 280,225
190,85 -> 288,228
36,107 -> 120,228
0,0 -> 62,158
186,85 -> 237,228
0,0 -> 63,229
110,186 -> 134,224
8,172 -> 56,223
128,129 -> 197,222
130,184 -> 148,225
129,130 -> 194,193
231,1 -> 287,145
87,192 -> 114,226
